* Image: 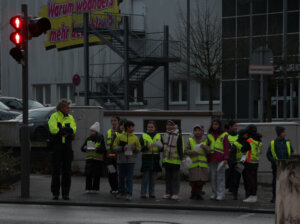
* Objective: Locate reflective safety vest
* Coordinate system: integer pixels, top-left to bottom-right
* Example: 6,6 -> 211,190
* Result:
228,134 -> 238,148
270,140 -> 291,160
207,132 -> 228,154
85,140 -> 104,161
142,133 -> 162,155
188,138 -> 208,169
48,111 -> 77,144
106,130 -> 119,157
232,141 -> 244,160
163,134 -> 184,165
246,138 -> 262,164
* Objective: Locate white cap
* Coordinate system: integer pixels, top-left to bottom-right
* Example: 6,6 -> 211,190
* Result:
90,122 -> 100,133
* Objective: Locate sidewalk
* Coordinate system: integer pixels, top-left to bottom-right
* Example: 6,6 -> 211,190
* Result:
0,175 -> 274,213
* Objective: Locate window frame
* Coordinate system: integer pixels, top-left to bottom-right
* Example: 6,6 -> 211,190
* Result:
169,80 -> 187,105
195,81 -> 221,105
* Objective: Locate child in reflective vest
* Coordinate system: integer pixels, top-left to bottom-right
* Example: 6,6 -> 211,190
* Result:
185,125 -> 210,200
81,122 -> 106,193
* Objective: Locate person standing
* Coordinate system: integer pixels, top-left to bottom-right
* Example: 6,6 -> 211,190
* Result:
48,99 -> 76,200
185,125 -> 210,200
242,125 -> 262,203
207,119 -> 229,201
81,122 -> 106,193
162,120 -> 185,201
106,116 -> 120,194
226,120 -> 239,192
229,129 -> 249,200
140,121 -> 163,198
266,126 -> 293,203
113,121 -> 141,200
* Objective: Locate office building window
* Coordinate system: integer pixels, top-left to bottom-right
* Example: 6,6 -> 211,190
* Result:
237,38 -> 249,58
222,60 -> 235,80
237,17 -> 250,37
253,15 -> 267,36
253,0 -> 267,14
269,0 -> 283,13
223,18 -> 236,38
170,80 -> 187,103
268,14 -> 283,34
287,12 -> 299,33
129,85 -> 143,103
223,0 -> 236,17
237,0 -> 250,15
58,84 -> 75,102
198,81 -> 220,102
288,0 -> 299,11
33,85 -> 51,105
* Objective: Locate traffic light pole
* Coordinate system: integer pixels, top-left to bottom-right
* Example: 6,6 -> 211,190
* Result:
21,4 -> 30,198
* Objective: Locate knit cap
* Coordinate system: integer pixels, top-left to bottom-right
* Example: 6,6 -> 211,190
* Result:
90,122 -> 100,133
275,126 -> 285,137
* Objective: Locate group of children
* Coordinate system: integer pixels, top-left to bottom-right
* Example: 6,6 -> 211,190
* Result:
81,116 -> 293,203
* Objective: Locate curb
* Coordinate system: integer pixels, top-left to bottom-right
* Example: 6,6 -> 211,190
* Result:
0,200 -> 275,214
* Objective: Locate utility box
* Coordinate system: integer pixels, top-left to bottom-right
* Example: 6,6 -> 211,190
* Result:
275,155 -> 300,224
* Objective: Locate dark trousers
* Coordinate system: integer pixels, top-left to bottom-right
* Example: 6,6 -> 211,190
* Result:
51,144 -> 73,197
85,159 -> 103,191
230,169 -> 242,197
226,167 -> 235,191
165,166 -> 180,195
243,167 -> 258,196
107,158 -> 118,191
118,163 -> 135,196
190,181 -> 205,196
272,164 -> 277,200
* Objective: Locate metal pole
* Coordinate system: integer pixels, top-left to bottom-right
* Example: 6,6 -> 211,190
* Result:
164,25 -> 169,110
248,0 -> 253,121
84,13 -> 89,106
283,0 -> 287,120
259,49 -> 264,122
21,4 -> 30,198
124,16 -> 129,110
187,0 -> 191,110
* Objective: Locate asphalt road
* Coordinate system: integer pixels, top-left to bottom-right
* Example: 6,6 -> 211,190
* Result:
0,204 -> 274,224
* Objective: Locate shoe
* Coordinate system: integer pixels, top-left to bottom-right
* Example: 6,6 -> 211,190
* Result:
86,190 -> 91,194
140,194 -> 147,199
190,194 -> 197,200
149,195 -> 156,199
93,190 -> 99,194
171,195 -> 179,200
112,190 -> 119,195
201,191 -> 205,195
243,196 -> 257,203
126,195 -> 133,201
233,195 -> 238,200
270,198 -> 275,203
62,196 -> 70,200
52,196 -> 59,200
196,195 -> 204,200
210,195 -> 216,200
163,194 -> 171,199
216,196 -> 225,201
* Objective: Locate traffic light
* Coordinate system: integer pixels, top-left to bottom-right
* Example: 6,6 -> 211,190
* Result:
28,17 -> 51,38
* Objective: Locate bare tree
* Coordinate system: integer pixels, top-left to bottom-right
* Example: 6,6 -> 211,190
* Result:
174,1 -> 222,110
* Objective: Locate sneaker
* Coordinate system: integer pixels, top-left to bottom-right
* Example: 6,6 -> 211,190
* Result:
210,195 -> 216,200
112,190 -> 119,195
149,195 -> 156,199
163,194 -> 171,199
52,196 -> 59,200
126,195 -> 133,201
243,196 -> 257,203
216,196 -> 225,201
190,194 -> 197,200
171,195 -> 179,200
62,196 -> 70,200
140,194 -> 147,199
93,190 -> 99,194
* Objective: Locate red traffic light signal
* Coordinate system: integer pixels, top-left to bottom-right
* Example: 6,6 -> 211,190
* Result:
10,16 -> 23,30
28,17 -> 51,37
10,32 -> 24,45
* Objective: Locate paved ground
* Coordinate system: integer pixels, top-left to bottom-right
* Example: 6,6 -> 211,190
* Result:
0,204 -> 275,224
0,175 -> 275,213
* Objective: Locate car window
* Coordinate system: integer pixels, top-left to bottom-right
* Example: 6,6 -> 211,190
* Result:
0,101 -> 10,110
28,100 -> 44,109
16,109 -> 54,120
7,100 -> 23,110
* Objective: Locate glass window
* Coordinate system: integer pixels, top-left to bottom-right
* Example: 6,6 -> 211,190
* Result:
200,81 -> 220,101
237,0 -> 250,15
182,81 -> 187,101
287,12 -> 299,33
237,17 -> 250,37
253,15 -> 267,36
237,38 -> 249,58
237,59 -> 249,79
222,81 -> 236,119
237,81 -> 249,118
269,0 -> 283,13
288,0 -> 299,11
69,85 -> 75,102
268,35 -> 282,56
253,37 -> 267,50
287,34 -> 299,55
253,0 -> 267,14
222,60 -> 235,80
59,85 -> 68,99
223,0 -> 236,17
171,81 -> 179,102
170,81 -> 187,102
223,18 -> 236,38
35,86 -> 43,104
268,14 -> 283,34
222,39 -> 236,59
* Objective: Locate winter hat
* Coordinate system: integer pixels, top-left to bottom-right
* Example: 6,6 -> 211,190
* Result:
90,122 -> 100,133
167,120 -> 176,125
246,124 -> 257,135
238,129 -> 248,138
275,126 -> 285,137
193,124 -> 203,131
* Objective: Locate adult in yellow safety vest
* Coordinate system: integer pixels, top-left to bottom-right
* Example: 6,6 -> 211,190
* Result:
48,99 -> 77,200
140,121 -> 163,198
266,126 -> 293,203
242,124 -> 262,203
162,120 -> 185,201
81,122 -> 106,193
185,125 -> 210,200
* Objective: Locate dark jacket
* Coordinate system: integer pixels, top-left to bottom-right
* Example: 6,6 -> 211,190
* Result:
81,134 -> 106,156
228,137 -> 250,168
139,132 -> 162,172
266,138 -> 293,164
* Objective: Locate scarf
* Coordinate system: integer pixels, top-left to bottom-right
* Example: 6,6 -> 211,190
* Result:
163,128 -> 179,159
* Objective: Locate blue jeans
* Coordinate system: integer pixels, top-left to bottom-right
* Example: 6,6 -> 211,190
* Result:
141,171 -> 156,195
118,163 -> 135,196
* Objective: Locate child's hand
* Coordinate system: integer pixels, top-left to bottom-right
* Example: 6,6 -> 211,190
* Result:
147,144 -> 152,150
84,146 -> 87,151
